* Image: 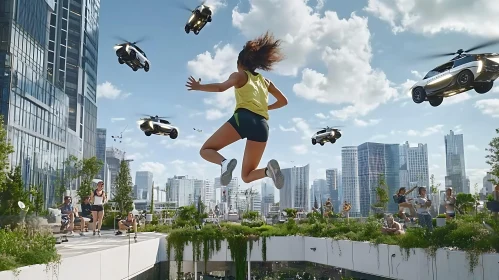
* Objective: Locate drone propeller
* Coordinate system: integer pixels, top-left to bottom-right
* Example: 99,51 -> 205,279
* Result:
315,126 -> 344,129
419,39 -> 499,59
138,113 -> 172,119
173,0 -> 194,12
114,36 -> 147,45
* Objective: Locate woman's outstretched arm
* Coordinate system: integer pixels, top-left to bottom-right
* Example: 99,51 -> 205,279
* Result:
267,80 -> 288,110
186,72 -> 243,92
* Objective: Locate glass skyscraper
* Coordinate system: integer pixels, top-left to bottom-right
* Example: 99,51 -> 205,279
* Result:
0,0 -> 69,207
357,142 -> 400,216
47,0 -> 100,159
96,127 -> 106,180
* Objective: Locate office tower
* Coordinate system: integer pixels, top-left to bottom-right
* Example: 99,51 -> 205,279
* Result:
169,177 -> 195,207
483,173 -> 498,194
445,130 -> 467,193
337,173 -> 343,204
96,128 -> 106,180
261,180 -> 275,217
311,179 -> 327,207
326,169 -> 340,212
47,0 -> 100,159
226,178 -> 239,211
252,194 -> 262,213
342,147 -> 360,217
0,1 -> 69,207
202,180 -> 214,206
135,171 -> 153,200
279,164 -> 310,211
399,141 -> 429,197
357,142 -> 400,216
105,147 -> 124,198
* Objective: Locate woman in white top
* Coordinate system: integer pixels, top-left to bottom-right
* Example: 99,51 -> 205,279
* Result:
90,180 -> 107,236
444,187 -> 456,219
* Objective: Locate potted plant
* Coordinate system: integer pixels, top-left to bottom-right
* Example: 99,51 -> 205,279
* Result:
436,213 -> 446,227
371,174 -> 389,214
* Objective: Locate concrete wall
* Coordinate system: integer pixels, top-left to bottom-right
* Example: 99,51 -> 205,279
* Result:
2,236 -> 498,280
173,237 -> 499,280
0,237 -> 167,280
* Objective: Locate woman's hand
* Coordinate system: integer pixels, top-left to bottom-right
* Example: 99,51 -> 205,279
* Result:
186,76 -> 201,91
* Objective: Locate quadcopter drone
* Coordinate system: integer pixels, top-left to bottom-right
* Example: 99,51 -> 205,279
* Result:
311,126 -> 342,146
410,39 -> 499,107
193,128 -> 202,132
111,125 -> 128,143
181,2 -> 212,35
113,38 -> 150,72
137,114 -> 179,139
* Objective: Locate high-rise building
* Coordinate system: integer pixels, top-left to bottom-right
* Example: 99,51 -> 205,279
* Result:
0,0 -> 69,207
47,0 -> 100,159
399,142 -> 429,198
202,180 -> 214,206
96,128 -> 106,180
105,147 -> 124,198
279,164 -> 310,211
311,179 -> 327,208
326,169 -> 340,212
342,147 -> 360,217
483,173 -> 498,194
135,171 -> 153,200
445,130 -> 467,193
357,142 -> 400,216
261,180 -> 275,217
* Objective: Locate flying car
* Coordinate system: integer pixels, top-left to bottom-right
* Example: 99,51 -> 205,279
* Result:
183,2 -> 212,35
410,40 -> 499,107
137,115 -> 178,139
193,128 -> 202,132
113,38 -> 150,72
311,126 -> 342,146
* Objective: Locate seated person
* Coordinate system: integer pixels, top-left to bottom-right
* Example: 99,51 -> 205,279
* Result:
80,197 -> 93,229
60,196 -> 75,235
72,205 -> 89,236
381,214 -> 405,235
393,186 -> 417,222
116,212 -> 137,236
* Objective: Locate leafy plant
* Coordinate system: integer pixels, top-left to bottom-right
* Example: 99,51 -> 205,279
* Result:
77,156 -> 104,200
29,184 -> 44,216
242,211 -> 260,220
283,208 -> 297,218
373,174 -> 389,210
455,193 -> 477,215
0,166 -> 30,216
486,128 -> 499,185
0,116 -> 14,191
429,174 -> 440,195
113,159 -> 134,215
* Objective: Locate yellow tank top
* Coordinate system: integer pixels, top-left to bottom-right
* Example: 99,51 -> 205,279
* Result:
234,71 -> 269,120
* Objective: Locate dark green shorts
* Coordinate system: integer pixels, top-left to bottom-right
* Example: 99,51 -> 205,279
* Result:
227,108 -> 269,142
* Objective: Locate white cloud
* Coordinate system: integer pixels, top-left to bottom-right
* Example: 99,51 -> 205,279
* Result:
204,0 -> 227,12
97,82 -> 131,99
232,0 -> 398,119
411,70 -> 423,79
292,144 -> 308,155
122,137 -> 147,148
138,160 -> 211,186
369,134 -> 387,141
453,125 -> 463,133
111,117 -> 126,122
315,113 -> 328,119
407,124 -> 444,137
364,0 -> 499,37
353,118 -> 380,127
315,0 -> 325,10
442,93 -> 471,106
466,145 -> 480,151
205,109 -> 226,120
187,44 -> 238,116
291,117 -> 314,139
161,134 -> 204,149
475,99 -> 499,118
467,168 -> 491,191
279,125 -> 297,132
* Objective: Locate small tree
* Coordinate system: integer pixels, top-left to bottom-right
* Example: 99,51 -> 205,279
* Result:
0,116 -> 14,191
373,174 -> 389,210
30,184 -> 44,215
54,155 -> 81,204
113,159 -> 134,215
149,181 -> 155,214
486,128 -> 499,185
77,156 -> 103,200
0,166 -> 29,216
429,174 -> 440,195
283,208 -> 297,218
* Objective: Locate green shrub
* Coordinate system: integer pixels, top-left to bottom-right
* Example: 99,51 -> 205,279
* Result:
0,226 -> 59,272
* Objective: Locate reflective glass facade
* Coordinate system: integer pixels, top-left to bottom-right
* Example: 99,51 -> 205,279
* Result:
96,127 -> 106,180
47,0 -> 99,159
0,0 -> 69,207
357,143 -> 400,216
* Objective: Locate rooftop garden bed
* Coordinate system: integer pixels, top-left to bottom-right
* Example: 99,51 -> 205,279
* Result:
141,206 -> 499,280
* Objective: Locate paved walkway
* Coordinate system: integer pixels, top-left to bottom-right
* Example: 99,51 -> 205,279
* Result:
56,230 -> 166,259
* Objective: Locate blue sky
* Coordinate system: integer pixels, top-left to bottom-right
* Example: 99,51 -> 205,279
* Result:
95,0 -> 499,193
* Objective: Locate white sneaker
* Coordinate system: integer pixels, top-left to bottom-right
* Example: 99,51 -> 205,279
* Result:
79,232 -> 85,236
220,158 -> 237,186
267,159 -> 284,189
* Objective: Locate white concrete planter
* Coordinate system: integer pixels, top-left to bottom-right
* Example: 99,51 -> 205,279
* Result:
146,214 -> 153,222
436,217 -> 446,227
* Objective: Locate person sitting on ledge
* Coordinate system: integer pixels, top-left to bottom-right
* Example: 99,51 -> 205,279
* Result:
381,214 -> 405,235
60,196 -> 75,236
116,212 -> 137,237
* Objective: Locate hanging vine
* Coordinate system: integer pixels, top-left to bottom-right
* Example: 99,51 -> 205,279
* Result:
227,234 -> 249,280
262,237 -> 267,262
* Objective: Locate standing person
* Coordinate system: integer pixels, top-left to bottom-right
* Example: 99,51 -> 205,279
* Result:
90,180 -> 107,236
415,187 -> 433,231
444,187 -> 456,219
185,31 -> 288,189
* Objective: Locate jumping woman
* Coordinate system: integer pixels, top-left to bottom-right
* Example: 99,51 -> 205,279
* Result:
90,180 -> 107,236
186,31 -> 288,189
